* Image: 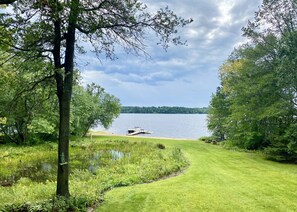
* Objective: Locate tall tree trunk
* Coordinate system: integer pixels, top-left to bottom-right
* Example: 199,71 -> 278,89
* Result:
56,89 -> 71,197
55,0 -> 79,197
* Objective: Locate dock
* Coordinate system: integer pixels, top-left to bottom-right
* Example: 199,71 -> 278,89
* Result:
127,127 -> 152,136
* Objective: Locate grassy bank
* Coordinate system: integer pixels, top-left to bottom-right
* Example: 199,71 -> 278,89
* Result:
0,137 -> 187,211
98,136 -> 297,211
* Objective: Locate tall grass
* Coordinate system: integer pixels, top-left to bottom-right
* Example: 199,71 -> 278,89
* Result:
0,138 -> 187,210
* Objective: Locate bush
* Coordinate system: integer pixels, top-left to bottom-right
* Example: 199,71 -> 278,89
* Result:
2,196 -> 90,212
264,124 -> 297,163
264,141 -> 297,163
264,146 -> 297,163
156,143 -> 165,149
199,136 -> 213,143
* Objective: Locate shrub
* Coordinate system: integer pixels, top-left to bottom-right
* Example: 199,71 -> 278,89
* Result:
2,196 -> 90,212
156,143 -> 166,149
264,124 -> 297,163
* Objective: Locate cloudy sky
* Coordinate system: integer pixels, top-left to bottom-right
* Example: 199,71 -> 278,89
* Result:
80,0 -> 262,107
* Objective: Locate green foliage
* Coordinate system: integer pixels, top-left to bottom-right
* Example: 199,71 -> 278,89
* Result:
0,59 -> 57,144
207,87 -> 229,141
199,136 -> 215,144
2,196 -> 91,212
71,83 -> 121,137
208,0 -> 297,161
29,118 -> 56,135
264,123 -> 297,162
0,138 -> 188,210
121,106 -> 208,114
0,58 -> 120,143
156,143 -> 166,149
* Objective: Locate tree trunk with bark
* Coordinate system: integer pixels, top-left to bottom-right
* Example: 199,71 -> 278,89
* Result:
56,90 -> 71,197
54,0 -> 79,197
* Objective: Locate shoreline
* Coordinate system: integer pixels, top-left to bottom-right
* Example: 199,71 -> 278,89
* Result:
88,131 -> 197,141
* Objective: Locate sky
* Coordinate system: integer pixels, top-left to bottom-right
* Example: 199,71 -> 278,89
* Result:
80,0 -> 263,107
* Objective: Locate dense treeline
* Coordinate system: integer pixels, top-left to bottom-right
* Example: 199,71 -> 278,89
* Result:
208,0 -> 297,162
121,106 -> 208,114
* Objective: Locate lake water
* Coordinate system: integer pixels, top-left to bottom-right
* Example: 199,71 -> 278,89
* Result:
93,114 -> 210,139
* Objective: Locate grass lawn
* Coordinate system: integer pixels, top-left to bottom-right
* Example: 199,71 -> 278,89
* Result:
97,136 -> 297,211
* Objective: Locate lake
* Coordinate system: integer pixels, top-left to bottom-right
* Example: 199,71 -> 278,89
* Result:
93,114 -> 210,139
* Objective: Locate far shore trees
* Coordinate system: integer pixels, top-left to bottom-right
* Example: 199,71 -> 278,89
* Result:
121,106 -> 208,114
0,1 -> 192,197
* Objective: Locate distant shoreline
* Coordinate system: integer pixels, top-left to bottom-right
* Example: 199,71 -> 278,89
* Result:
121,106 -> 208,114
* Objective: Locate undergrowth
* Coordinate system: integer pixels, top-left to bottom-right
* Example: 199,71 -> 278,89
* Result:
0,138 -> 188,211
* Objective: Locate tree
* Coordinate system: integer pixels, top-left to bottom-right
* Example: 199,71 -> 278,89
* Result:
207,87 -> 229,141
0,59 -> 119,143
71,83 -> 121,137
242,0 -> 297,117
219,52 -> 281,149
0,57 -> 58,144
208,0 -> 297,159
241,0 -> 297,155
0,1 -> 192,197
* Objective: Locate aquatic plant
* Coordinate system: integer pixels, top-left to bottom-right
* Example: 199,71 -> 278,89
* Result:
0,138 -> 188,210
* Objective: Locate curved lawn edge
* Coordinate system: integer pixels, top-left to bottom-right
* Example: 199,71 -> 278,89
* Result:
90,164 -> 189,212
96,136 -> 297,212
0,136 -> 188,211
87,136 -> 191,211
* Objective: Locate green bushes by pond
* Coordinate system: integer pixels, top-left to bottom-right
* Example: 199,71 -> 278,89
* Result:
0,138 -> 188,211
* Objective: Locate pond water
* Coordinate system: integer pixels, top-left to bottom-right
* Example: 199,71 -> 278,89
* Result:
0,160 -> 57,186
0,149 -> 126,186
94,113 -> 210,139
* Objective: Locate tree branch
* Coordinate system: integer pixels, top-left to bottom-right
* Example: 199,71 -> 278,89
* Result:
76,21 -> 149,35
81,0 -> 110,12
0,0 -> 16,4
0,54 -> 16,66
12,74 -> 55,103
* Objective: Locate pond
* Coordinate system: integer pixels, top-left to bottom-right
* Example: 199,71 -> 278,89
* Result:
0,148 -> 127,187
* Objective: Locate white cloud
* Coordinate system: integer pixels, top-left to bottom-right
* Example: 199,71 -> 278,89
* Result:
214,0 -> 235,26
80,0 -> 263,106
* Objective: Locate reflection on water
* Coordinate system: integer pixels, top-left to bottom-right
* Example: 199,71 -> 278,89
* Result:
88,152 -> 100,174
41,163 -> 53,172
110,150 -> 125,160
0,149 -> 127,186
0,161 -> 57,187
88,150 -> 126,174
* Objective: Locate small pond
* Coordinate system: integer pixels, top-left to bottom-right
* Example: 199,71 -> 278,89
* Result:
0,149 -> 127,187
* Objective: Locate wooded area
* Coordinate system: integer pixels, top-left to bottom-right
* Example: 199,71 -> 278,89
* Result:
0,64 -> 121,145
121,106 -> 208,114
208,0 -> 297,162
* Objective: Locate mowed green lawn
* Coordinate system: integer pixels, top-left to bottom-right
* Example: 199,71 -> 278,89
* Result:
97,136 -> 297,211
